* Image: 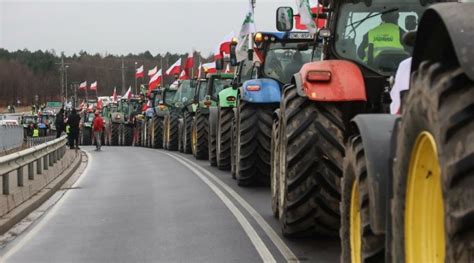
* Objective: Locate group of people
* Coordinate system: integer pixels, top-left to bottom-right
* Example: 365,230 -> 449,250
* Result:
55,108 -> 105,151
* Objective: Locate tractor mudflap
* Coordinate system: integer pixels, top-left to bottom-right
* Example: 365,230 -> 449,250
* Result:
340,114 -> 399,263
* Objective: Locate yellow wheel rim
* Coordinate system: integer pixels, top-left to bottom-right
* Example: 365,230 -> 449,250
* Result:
405,131 -> 445,263
350,180 -> 362,263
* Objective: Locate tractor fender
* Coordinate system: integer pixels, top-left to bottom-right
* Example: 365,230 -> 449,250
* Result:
241,78 -> 281,104
209,106 -> 218,137
297,60 -> 367,102
412,3 -> 474,81
351,114 -> 399,234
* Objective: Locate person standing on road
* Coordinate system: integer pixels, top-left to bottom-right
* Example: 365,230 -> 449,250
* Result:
67,109 -> 81,149
55,109 -> 65,138
92,112 -> 104,151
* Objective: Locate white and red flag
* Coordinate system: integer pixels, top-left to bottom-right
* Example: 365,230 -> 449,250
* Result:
148,66 -> 158,77
90,81 -> 98,91
179,70 -> 189,80
185,51 -> 193,70
135,65 -> 144,79
202,62 -> 217,74
123,87 -> 132,100
79,81 -> 87,90
97,98 -> 103,110
112,87 -> 117,102
148,69 -> 163,92
219,31 -> 235,56
295,7 -> 325,30
166,58 -> 181,76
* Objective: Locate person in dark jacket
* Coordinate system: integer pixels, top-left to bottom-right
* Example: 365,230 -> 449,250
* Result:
67,109 -> 81,149
55,109 -> 65,138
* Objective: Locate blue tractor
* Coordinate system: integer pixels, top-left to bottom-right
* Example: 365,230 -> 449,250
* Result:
230,31 -> 315,186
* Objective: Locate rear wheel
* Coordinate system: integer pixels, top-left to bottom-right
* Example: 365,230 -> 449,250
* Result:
124,125 -> 133,146
192,110 -> 209,160
392,62 -> 474,263
82,128 -> 92,145
231,110 -> 237,179
271,116 -> 280,218
182,111 -> 193,154
341,136 -> 385,263
235,101 -> 274,186
152,115 -> 163,149
279,84 -> 344,236
167,112 -> 180,151
111,123 -> 119,146
209,127 -> 217,166
217,107 -> 233,170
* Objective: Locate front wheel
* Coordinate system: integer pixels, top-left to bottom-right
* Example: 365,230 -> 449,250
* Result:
217,107 -> 233,170
152,116 -> 163,149
192,110 -> 208,160
392,62 -> 474,263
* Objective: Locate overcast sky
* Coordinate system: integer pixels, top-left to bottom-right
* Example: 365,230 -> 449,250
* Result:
0,0 -> 304,56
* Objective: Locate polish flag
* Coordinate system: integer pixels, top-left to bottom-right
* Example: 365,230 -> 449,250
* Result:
214,45 -> 223,61
179,70 -> 189,80
185,51 -> 193,70
148,66 -> 158,77
202,62 -> 217,74
112,87 -> 117,102
79,81 -> 87,90
97,98 -> 103,110
295,7 -> 325,30
123,87 -> 132,100
90,81 -> 98,91
135,65 -> 144,79
148,69 -> 163,92
166,59 -> 181,76
219,31 -> 235,56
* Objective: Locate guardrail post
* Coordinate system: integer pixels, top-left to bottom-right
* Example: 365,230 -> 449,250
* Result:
3,174 -> 9,195
36,158 -> 42,174
49,152 -> 53,167
28,162 -> 34,180
17,166 -> 24,187
43,155 -> 48,170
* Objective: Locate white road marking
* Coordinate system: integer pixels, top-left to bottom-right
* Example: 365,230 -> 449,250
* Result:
1,151 -> 92,262
167,152 -> 299,262
165,153 -> 276,263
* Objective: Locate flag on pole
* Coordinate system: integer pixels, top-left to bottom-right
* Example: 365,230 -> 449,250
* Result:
79,81 -> 87,90
296,0 -> 318,34
112,87 -> 117,103
185,51 -> 194,70
179,70 -> 189,80
202,62 -> 217,74
97,98 -> 103,110
148,66 -> 158,77
90,81 -> 98,91
219,31 -> 236,56
123,87 -> 132,100
166,58 -> 181,76
135,65 -> 144,79
236,0 -> 257,62
295,7 -> 325,30
214,45 -> 223,61
148,69 -> 163,92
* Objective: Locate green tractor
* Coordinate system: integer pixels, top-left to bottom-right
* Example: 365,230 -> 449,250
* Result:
161,79 -> 197,152
110,97 -> 142,146
80,110 -> 94,145
190,78 -> 209,159
206,73 -> 235,169
101,102 -> 117,146
148,87 -> 169,149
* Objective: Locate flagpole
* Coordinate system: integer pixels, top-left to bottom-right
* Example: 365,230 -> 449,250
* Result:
134,62 -> 138,95
160,56 -> 164,89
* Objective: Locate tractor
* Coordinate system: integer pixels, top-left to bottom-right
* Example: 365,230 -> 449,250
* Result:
80,109 -> 94,145
161,81 -> 181,151
228,31 -> 315,186
276,1 -> 474,262
111,97 -> 142,146
178,79 -> 200,154
148,87 -> 169,149
190,78 -> 209,159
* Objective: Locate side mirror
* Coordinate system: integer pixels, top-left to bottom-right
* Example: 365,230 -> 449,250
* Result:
216,56 -> 224,70
230,43 -> 238,66
276,7 -> 294,32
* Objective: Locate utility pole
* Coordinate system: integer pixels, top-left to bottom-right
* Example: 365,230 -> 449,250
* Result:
121,57 -> 126,94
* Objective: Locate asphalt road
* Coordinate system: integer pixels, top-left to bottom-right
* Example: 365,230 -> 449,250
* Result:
0,147 -> 340,263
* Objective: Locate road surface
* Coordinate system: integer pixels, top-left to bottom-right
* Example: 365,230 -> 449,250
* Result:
0,147 -> 339,262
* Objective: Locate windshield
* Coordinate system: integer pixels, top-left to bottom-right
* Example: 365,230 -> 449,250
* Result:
211,78 -> 233,98
197,81 -> 208,101
335,1 -> 429,74
263,42 -> 313,83
164,90 -> 178,105
176,80 -> 195,104
238,59 -> 253,84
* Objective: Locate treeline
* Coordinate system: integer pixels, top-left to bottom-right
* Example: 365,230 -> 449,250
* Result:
0,48 -> 211,107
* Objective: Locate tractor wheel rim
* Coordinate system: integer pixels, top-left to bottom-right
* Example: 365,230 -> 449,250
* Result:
405,131 -> 444,263
350,180 -> 362,263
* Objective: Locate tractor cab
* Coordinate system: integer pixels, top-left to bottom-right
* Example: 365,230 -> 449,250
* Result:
173,79 -> 198,110
193,78 -> 209,108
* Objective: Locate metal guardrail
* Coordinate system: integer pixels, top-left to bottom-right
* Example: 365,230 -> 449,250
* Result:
25,135 -> 57,148
0,124 -> 23,152
0,136 -> 67,195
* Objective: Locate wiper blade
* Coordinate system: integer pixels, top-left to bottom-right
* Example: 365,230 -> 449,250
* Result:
348,7 -> 399,28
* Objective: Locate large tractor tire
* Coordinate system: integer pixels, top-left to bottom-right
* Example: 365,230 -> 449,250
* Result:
82,128 -> 92,145
162,115 -> 169,149
270,116 -> 280,218
209,127 -> 217,167
152,115 -> 163,149
192,110 -> 209,160
111,123 -> 119,146
124,125 -> 133,146
230,110 -> 237,179
341,135 -> 385,263
278,84 -> 344,237
178,120 -> 184,153
166,112 -> 180,151
217,107 -> 233,170
392,62 -> 474,263
182,111 -> 193,154
235,101 -> 274,186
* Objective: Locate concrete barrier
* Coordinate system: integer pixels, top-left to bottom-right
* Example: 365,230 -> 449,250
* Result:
0,136 -> 79,219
